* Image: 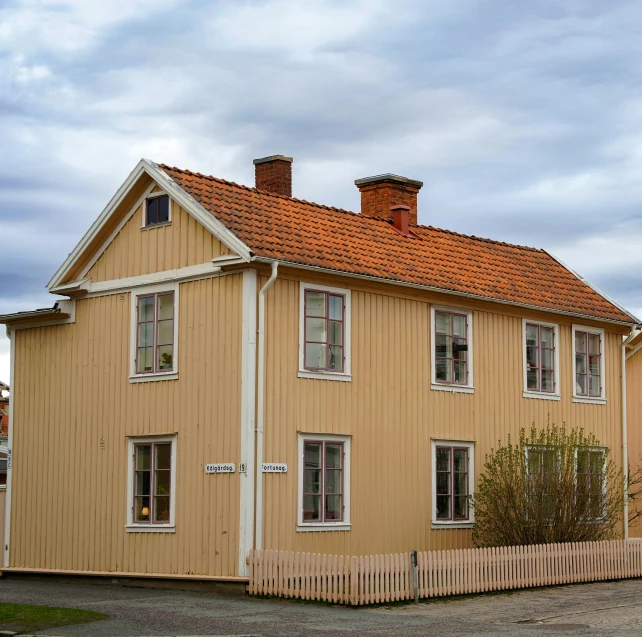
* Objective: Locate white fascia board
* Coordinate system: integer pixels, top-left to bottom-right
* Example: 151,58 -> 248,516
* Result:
47,159 -> 252,292
144,160 -> 252,262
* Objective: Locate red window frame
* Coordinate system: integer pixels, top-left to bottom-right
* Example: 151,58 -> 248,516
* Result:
302,440 -> 344,524
135,292 -> 175,375
435,446 -> 470,521
303,290 -> 345,373
575,331 -> 602,398
525,323 -> 555,393
434,310 -> 469,385
132,441 -> 172,525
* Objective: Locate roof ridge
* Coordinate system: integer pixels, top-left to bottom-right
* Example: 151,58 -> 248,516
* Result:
418,224 -> 542,253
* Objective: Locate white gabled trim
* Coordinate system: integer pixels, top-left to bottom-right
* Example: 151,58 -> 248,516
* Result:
4,327 -> 14,567
430,304 -> 474,392
47,159 -> 251,292
545,251 -> 641,324
571,324 -> 607,403
238,269 -> 257,576
50,279 -> 90,296
522,318 -> 561,400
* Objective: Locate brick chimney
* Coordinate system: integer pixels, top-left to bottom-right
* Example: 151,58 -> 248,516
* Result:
253,155 -> 293,197
355,174 -> 423,225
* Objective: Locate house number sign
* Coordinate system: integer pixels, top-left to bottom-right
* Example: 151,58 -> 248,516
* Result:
205,463 -> 235,474
262,463 -> 287,473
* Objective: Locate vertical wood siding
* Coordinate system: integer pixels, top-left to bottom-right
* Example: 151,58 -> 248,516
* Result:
10,274 -> 243,576
86,199 -> 231,283
261,272 -> 625,556
627,348 -> 642,537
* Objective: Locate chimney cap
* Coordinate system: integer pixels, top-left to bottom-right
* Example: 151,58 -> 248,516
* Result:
354,173 -> 423,189
253,155 -> 293,165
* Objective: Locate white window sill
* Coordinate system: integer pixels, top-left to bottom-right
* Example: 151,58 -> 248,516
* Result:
523,391 -> 560,401
432,522 -> 474,530
140,221 -> 172,231
129,372 -> 178,384
431,383 -> 474,394
298,371 -> 352,383
126,525 -> 175,533
573,396 -> 607,405
297,523 -> 351,532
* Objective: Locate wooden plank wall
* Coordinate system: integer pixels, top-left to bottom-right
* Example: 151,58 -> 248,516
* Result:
627,347 -> 642,537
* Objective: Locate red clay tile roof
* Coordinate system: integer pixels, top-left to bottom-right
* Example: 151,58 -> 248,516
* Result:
159,164 -> 636,325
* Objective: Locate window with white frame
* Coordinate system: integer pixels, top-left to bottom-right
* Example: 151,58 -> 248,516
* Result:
573,325 -> 605,402
431,306 -> 473,391
144,193 -> 170,227
431,440 -> 474,526
298,434 -> 350,530
130,283 -> 179,382
523,320 -> 559,397
576,448 -> 606,520
127,435 -> 176,531
299,283 -> 351,380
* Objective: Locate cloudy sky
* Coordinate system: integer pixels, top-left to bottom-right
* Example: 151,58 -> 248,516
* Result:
2,0 -> 642,384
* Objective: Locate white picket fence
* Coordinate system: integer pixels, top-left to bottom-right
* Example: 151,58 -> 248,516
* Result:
249,540 -> 642,605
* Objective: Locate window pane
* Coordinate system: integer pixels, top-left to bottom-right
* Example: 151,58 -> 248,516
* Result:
576,353 -> 586,374
136,445 -> 151,470
589,334 -> 600,355
454,361 -> 466,384
541,327 -> 554,348
158,196 -> 169,223
541,370 -> 554,393
589,355 -> 600,375
135,471 -> 150,496
436,448 -> 451,472
453,315 -> 466,337
305,291 -> 326,317
304,443 -> 321,469
325,495 -> 342,520
526,324 -> 538,347
435,334 -> 451,358
590,451 -> 603,475
304,470 -> 321,494
436,495 -> 451,519
436,312 -> 451,335
305,317 -> 326,343
576,374 -> 587,396
137,347 -> 153,373
437,472 -> 450,495
326,470 -> 341,494
158,293 -> 173,320
325,444 -> 342,469
147,198 -> 158,225
453,338 -> 466,361
453,449 -> 467,473
135,496 -> 151,521
328,295 -> 343,320
157,319 -> 173,346
155,444 -> 171,470
328,321 -> 342,346
454,472 -> 467,496
527,369 -> 538,391
526,346 -> 539,368
154,496 -> 170,522
436,359 -> 452,383
575,332 -> 587,353
157,345 -> 173,371
454,496 -> 468,519
589,375 -> 601,397
328,346 -> 343,371
138,322 -> 153,347
541,349 -> 553,370
577,451 -> 588,473
155,470 -> 171,496
305,342 -> 326,369
303,494 -> 320,520
139,296 -> 154,322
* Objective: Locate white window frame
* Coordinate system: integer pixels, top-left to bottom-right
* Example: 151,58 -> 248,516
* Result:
297,433 -> 351,532
522,318 -> 560,401
574,446 -> 608,522
430,305 -> 474,394
298,282 -> 352,382
141,191 -> 172,229
126,434 -> 177,533
129,281 -> 179,383
431,439 -> 475,528
572,324 -> 606,404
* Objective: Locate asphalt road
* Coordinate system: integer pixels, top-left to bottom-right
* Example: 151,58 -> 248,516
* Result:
2,576 -> 642,636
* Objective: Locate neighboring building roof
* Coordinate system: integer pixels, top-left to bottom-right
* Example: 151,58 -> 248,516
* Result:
159,164 -> 637,325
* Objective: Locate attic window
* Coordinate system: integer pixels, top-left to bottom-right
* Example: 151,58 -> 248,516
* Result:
145,194 -> 170,227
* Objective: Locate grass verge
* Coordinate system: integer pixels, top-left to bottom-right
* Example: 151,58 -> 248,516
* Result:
0,602 -> 106,634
